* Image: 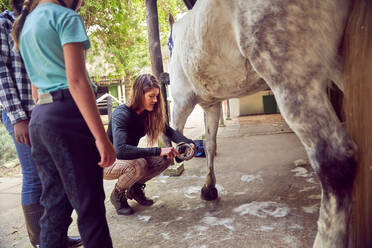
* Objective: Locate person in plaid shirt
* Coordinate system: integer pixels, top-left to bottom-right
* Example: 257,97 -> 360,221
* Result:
0,1 -> 81,247
0,5 -> 34,139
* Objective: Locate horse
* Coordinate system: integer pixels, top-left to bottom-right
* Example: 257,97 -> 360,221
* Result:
168,0 -> 372,247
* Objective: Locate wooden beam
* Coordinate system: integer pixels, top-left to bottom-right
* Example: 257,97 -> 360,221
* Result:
145,0 -> 169,125
145,0 -> 172,149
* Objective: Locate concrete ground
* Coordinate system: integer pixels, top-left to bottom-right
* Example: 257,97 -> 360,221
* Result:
0,106 -> 321,248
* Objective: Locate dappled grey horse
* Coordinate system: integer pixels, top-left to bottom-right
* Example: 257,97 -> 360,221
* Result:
169,0 -> 370,247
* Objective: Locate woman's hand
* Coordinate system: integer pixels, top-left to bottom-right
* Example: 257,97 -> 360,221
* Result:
95,137 -> 116,168
160,147 -> 180,159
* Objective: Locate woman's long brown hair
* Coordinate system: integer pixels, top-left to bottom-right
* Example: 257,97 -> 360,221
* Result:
128,74 -> 165,145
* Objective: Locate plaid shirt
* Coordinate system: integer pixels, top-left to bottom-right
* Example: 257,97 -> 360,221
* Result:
0,10 -> 34,124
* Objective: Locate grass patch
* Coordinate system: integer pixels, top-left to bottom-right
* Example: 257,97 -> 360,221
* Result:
0,123 -> 17,166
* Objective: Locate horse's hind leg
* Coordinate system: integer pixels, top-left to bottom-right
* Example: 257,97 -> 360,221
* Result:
238,3 -> 354,244
200,103 -> 220,201
251,65 -> 355,246
271,78 -> 354,247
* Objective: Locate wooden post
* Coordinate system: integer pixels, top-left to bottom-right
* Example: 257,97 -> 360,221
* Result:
159,72 -> 171,123
119,79 -> 124,102
145,0 -> 169,126
219,102 -> 225,127
107,95 -> 112,122
226,99 -> 231,120
145,0 -> 184,176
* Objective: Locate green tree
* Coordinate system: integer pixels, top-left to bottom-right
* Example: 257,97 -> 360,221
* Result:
0,0 -> 11,12
81,0 -> 186,83
1,0 -> 186,83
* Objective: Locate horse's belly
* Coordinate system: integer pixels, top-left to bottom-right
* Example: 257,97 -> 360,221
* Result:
188,56 -> 266,101
194,75 -> 265,100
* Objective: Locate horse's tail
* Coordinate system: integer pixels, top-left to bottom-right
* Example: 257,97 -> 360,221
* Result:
343,0 -> 372,246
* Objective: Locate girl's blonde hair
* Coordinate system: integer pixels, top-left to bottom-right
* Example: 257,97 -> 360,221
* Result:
128,74 -> 165,145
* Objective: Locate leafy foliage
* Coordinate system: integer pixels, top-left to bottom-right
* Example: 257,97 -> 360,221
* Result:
0,1 -> 11,12
0,124 -> 17,166
81,0 -> 186,82
1,0 -> 186,82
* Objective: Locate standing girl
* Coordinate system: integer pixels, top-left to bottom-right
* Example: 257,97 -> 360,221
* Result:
12,0 -> 115,247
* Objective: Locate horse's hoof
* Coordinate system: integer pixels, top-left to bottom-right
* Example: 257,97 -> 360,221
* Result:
201,185 -> 218,201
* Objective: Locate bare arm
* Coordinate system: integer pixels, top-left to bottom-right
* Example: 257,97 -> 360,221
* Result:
31,84 -> 38,104
63,42 -> 115,168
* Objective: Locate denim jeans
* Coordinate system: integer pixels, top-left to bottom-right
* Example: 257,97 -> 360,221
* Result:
29,90 -> 112,248
2,110 -> 42,205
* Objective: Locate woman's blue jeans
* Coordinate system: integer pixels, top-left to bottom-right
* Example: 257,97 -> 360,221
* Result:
2,110 -> 42,205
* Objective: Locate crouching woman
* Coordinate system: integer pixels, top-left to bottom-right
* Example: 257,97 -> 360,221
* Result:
104,74 -> 195,215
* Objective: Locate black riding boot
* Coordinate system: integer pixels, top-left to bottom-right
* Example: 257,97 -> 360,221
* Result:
110,187 -> 134,215
22,203 -> 43,247
22,203 -> 82,247
127,183 -> 154,206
